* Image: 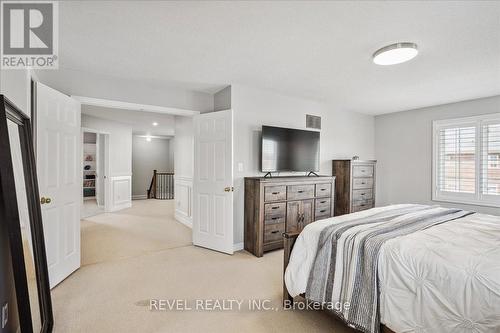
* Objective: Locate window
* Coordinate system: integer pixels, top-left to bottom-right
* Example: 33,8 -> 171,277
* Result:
433,113 -> 500,207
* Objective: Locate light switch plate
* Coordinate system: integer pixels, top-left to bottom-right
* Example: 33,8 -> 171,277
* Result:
1,302 -> 8,329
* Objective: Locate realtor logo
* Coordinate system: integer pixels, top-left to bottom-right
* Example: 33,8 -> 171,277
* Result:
1,1 -> 58,69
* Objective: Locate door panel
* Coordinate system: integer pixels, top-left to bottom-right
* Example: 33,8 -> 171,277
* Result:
193,110 -> 233,254
286,201 -> 301,232
36,82 -> 81,288
302,199 -> 314,227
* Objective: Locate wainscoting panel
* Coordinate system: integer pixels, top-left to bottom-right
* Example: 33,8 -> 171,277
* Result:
175,176 -> 193,228
109,175 -> 132,212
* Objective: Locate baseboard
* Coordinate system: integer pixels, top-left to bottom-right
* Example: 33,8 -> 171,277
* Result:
233,242 -> 244,252
132,194 -> 147,200
175,210 -> 192,228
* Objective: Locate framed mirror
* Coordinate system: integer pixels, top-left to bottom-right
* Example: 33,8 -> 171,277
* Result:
0,95 -> 53,333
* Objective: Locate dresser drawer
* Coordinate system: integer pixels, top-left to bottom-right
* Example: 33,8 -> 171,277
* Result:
352,165 -> 374,178
352,204 -> 372,213
315,198 -> 331,210
315,206 -> 331,219
315,183 -> 332,197
287,184 -> 315,200
352,199 -> 374,212
264,186 -> 286,202
264,202 -> 286,218
264,223 -> 284,243
264,216 -> 285,225
352,177 -> 374,190
352,189 -> 373,201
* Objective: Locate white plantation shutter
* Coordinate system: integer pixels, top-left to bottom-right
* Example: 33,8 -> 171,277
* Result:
482,122 -> 500,196
437,126 -> 476,194
433,114 -> 500,207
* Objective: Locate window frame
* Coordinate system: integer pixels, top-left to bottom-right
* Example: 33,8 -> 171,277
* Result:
432,113 -> 500,208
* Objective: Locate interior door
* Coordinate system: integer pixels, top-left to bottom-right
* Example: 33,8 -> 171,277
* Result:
36,82 -> 81,288
193,109 -> 234,254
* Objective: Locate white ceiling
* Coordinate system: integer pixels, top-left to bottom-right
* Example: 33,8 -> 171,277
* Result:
82,105 -> 175,137
59,1 -> 500,115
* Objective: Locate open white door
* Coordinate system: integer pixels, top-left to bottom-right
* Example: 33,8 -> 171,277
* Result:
193,109 -> 234,254
36,82 -> 81,288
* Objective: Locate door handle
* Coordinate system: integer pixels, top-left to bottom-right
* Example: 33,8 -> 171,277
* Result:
224,187 -> 234,192
40,197 -> 51,204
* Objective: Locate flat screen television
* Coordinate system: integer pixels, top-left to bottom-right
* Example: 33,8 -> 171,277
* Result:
261,125 -> 320,172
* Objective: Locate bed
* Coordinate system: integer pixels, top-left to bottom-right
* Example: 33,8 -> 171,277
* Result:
283,204 -> 500,333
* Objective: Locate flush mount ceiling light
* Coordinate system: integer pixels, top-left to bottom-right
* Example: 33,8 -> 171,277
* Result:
152,122 -> 158,126
373,42 -> 418,65
146,136 -> 152,142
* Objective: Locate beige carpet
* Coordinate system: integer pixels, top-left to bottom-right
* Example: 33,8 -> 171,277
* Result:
51,199 -> 353,333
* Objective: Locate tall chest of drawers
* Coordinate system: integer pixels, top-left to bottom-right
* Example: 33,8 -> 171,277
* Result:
332,160 -> 376,216
244,176 -> 335,257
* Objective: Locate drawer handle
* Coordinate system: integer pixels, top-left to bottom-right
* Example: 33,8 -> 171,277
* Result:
360,204 -> 366,207
361,182 -> 366,185
271,230 -> 280,234
271,206 -> 279,210
361,193 -> 365,196
298,190 -> 304,193
320,201 -> 326,203
320,188 -> 326,191
271,217 -> 279,220
320,209 -> 326,213
272,192 -> 280,195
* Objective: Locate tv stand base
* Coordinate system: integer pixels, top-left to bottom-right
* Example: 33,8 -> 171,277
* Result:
307,171 -> 319,177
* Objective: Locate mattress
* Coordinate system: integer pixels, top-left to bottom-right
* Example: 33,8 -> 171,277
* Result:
284,204 -> 500,332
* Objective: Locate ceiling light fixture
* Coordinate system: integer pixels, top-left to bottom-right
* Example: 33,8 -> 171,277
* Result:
152,122 -> 158,126
373,42 -> 418,65
146,136 -> 152,142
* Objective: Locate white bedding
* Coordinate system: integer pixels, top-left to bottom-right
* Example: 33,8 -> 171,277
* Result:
284,204 -> 500,332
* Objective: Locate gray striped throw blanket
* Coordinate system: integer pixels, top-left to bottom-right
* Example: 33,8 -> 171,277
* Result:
305,205 -> 473,333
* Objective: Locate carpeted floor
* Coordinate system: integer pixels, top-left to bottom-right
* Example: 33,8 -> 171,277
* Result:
51,199 -> 353,332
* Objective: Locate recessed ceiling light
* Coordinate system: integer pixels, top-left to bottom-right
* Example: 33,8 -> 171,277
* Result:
146,136 -> 152,142
373,42 -> 418,65
152,122 -> 158,126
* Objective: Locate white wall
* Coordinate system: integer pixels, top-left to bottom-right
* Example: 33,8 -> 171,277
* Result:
173,116 -> 194,227
132,136 -> 173,198
0,69 -> 31,116
214,86 -> 231,111
81,113 -> 133,211
375,95 -> 500,215
81,112 -> 132,176
35,68 -> 214,112
231,84 -> 375,245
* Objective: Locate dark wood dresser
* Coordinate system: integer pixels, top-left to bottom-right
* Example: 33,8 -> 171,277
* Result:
332,159 -> 376,216
244,176 -> 335,257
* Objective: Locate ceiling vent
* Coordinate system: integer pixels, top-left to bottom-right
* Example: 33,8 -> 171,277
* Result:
306,114 -> 321,130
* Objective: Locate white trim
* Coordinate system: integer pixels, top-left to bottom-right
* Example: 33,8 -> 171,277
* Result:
175,211 -> 193,228
132,194 -> 147,200
432,113 -> 500,208
233,243 -> 244,252
72,96 -> 201,117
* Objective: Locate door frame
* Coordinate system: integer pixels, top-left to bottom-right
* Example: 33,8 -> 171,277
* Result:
81,127 -> 111,214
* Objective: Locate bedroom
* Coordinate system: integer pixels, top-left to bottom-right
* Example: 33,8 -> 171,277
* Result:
0,1 -> 499,333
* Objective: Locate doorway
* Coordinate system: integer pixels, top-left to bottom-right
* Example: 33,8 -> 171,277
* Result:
81,129 -> 109,218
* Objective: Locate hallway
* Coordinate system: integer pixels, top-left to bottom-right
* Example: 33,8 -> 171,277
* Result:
81,200 -> 191,265
50,200 -> 350,333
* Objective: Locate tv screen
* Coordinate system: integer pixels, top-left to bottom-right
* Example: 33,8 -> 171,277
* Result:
261,126 -> 320,172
